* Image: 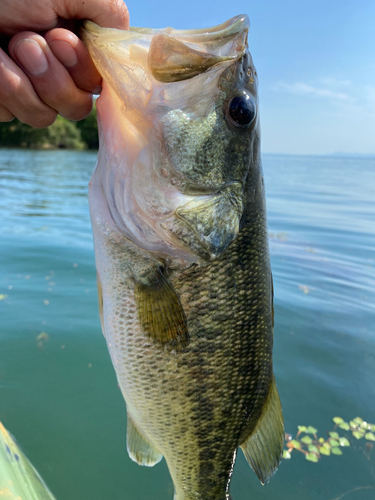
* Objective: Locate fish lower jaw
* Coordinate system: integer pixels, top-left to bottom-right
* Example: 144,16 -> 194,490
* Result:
114,208 -> 236,267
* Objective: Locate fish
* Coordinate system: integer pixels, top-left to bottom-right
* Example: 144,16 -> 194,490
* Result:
0,421 -> 57,499
82,14 -> 284,500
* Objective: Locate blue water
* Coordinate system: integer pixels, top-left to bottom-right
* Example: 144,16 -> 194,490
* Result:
0,150 -> 374,499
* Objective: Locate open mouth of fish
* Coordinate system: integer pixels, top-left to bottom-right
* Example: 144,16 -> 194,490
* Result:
82,15 -> 257,264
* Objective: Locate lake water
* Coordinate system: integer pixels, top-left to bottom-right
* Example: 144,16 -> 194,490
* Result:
0,149 -> 374,500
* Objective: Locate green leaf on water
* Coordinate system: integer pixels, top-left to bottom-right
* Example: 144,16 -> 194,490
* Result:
329,432 -> 339,439
361,422 -> 371,431
306,426 -> 318,435
339,422 -> 350,431
306,453 -> 319,462
285,416 -> 374,463
353,431 -> 364,440
333,417 -> 344,424
339,437 -> 350,447
331,447 -> 343,455
320,445 -> 331,456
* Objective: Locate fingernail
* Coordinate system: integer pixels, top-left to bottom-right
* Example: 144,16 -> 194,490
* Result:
49,40 -> 78,68
15,39 -> 48,76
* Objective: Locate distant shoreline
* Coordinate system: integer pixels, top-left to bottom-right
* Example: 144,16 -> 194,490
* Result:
1,111 -> 374,158
262,152 -> 375,158
0,106 -> 98,150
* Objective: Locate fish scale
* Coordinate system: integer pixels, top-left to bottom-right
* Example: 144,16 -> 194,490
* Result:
93,189 -> 274,499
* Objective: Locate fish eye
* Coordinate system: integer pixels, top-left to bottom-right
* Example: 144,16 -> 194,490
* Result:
227,92 -> 256,128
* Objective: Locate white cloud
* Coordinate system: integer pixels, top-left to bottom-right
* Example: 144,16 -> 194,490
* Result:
272,81 -> 351,101
262,100 -> 374,154
319,77 -> 352,87
264,77 -> 375,154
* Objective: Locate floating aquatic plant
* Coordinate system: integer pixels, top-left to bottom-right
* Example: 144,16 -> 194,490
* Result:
284,416 -> 375,462
36,331 -> 49,349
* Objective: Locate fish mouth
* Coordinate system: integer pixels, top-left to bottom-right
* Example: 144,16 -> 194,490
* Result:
129,14 -> 249,38
81,15 -> 249,86
82,14 -> 249,48
82,17 -> 250,264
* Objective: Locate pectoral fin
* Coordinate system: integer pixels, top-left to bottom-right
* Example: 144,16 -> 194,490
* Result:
127,414 -> 163,467
135,268 -> 189,349
240,376 -> 284,485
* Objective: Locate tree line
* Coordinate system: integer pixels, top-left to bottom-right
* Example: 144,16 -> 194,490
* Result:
0,105 -> 99,150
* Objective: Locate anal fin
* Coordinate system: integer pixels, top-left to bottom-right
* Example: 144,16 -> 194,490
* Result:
240,375 -> 284,485
127,414 -> 163,467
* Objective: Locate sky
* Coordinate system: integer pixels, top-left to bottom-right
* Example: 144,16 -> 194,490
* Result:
125,0 -> 375,155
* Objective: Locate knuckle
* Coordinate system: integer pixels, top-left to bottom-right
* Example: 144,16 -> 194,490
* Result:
0,115 -> 15,123
38,82 -> 93,121
60,95 -> 93,122
0,108 -> 15,122
23,110 -> 57,128
0,73 -> 22,100
0,58 -> 57,127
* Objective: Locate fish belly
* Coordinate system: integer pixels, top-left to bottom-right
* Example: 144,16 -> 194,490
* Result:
92,190 -> 274,500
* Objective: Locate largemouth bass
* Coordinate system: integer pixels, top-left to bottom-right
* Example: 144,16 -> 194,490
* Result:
82,15 -> 284,500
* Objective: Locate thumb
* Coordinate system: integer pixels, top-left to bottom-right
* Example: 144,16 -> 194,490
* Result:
54,0 -> 130,29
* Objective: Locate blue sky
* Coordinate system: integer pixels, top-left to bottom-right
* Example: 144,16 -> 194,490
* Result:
125,0 -> 375,155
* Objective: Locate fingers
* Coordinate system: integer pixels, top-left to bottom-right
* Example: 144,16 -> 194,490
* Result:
45,28 -> 102,94
0,0 -> 130,126
0,103 -> 15,122
0,47 -> 57,127
1,28 -> 100,127
53,0 -> 130,30
8,31 -> 93,122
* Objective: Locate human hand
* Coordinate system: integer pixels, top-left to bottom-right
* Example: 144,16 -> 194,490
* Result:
0,0 -> 129,127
